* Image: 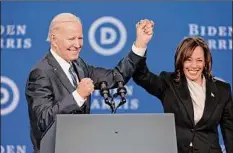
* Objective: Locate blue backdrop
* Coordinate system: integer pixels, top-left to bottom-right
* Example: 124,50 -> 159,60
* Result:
1,1 -> 232,153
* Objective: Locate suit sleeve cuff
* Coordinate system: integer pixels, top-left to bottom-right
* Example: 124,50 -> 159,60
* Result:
72,91 -> 86,107
132,42 -> 147,57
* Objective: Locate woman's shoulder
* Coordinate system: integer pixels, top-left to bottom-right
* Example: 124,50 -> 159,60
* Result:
213,77 -> 231,91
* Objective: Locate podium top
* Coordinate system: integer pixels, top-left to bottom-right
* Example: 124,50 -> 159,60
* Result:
54,113 -> 177,153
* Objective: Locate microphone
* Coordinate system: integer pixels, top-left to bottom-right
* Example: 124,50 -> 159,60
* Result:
97,78 -> 115,113
114,72 -> 127,112
99,81 -> 110,102
116,81 -> 127,103
114,72 -> 127,101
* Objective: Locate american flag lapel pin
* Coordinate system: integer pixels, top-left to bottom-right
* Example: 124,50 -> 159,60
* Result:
211,92 -> 215,97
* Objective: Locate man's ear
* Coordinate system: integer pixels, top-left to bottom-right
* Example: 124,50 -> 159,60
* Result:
50,34 -> 57,47
51,34 -> 56,41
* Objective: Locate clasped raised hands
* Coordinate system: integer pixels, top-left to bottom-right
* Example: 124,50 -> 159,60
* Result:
135,19 -> 154,48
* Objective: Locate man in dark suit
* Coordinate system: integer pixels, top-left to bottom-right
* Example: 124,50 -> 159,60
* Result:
25,13 -> 154,152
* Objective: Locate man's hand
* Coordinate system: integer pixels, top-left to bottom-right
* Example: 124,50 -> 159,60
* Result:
135,19 -> 154,48
76,78 -> 94,99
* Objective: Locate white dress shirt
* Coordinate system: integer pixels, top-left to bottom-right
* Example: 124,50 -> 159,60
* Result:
187,76 -> 206,146
50,43 -> 146,107
50,49 -> 86,107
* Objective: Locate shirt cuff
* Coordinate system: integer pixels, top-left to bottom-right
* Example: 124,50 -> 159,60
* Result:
132,43 -> 147,57
72,91 -> 86,107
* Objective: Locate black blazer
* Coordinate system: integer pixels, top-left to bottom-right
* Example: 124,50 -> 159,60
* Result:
133,59 -> 233,153
25,50 -> 144,152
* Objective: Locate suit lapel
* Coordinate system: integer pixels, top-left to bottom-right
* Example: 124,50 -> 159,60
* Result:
46,52 -> 75,93
173,77 -> 195,126
195,79 -> 219,128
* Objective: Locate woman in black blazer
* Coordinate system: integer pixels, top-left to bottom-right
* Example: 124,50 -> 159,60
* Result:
133,37 -> 233,153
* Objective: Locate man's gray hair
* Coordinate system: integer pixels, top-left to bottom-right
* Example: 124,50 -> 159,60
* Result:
47,13 -> 81,42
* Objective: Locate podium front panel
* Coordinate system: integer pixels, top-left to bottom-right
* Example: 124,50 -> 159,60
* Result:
54,114 -> 177,153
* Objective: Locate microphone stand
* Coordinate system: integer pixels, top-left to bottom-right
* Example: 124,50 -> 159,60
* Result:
99,82 -> 127,114
99,81 -> 116,114
103,95 -> 115,114
102,91 -> 127,114
112,72 -> 127,114
112,93 -> 127,114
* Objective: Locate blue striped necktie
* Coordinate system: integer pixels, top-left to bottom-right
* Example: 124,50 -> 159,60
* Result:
69,63 -> 78,87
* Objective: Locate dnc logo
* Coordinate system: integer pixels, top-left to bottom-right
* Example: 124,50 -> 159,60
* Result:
88,16 -> 127,56
1,76 -> 20,115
